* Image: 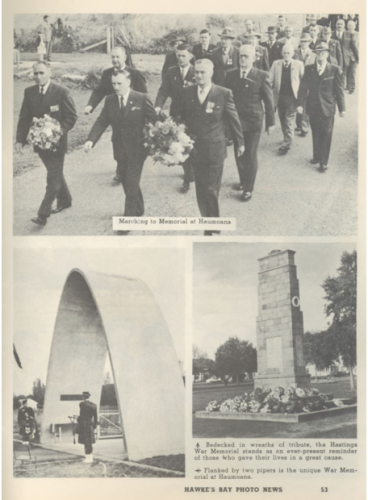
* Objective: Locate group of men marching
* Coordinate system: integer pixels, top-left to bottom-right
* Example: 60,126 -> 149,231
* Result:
16,15 -> 357,233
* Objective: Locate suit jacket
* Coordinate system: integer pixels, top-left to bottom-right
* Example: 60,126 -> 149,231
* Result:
253,45 -> 269,71
332,31 -> 359,66
87,66 -> 147,111
309,38 -> 320,51
88,90 -> 156,164
293,48 -> 316,66
327,39 -> 343,68
297,63 -> 345,117
155,64 -> 196,117
276,28 -> 286,40
42,21 -> 52,42
192,43 -> 216,61
260,40 -> 283,66
177,84 -> 244,164
16,82 -> 78,154
269,59 -> 304,106
79,400 -> 98,427
161,52 -> 196,81
211,45 -> 240,86
224,67 -> 275,131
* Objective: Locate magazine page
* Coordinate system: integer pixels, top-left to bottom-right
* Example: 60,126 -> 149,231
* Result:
3,0 -> 365,499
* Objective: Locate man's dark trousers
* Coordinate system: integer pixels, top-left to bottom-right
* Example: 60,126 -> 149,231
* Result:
192,150 -> 223,219
37,150 -> 72,218
309,105 -> 335,166
234,130 -> 262,192
116,149 -> 145,217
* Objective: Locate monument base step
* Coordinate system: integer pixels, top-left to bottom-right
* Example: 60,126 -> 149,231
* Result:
195,404 -> 357,423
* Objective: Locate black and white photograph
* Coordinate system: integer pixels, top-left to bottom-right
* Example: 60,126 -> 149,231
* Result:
13,13 -> 358,236
192,243 -> 357,438
13,245 -> 185,477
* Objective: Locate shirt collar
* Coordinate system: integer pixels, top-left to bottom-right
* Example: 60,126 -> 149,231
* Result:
240,68 -> 250,78
198,83 -> 212,97
121,89 -> 130,105
40,79 -> 51,93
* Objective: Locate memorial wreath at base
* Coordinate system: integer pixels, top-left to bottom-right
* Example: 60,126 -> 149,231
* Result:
144,117 -> 194,166
205,385 -> 343,414
27,114 -> 63,151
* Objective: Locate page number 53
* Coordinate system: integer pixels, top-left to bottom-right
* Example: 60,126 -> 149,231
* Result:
321,488 -> 328,493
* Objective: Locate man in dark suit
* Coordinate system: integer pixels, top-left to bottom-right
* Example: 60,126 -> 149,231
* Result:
192,29 -> 216,61
276,15 -> 287,40
77,391 -> 98,463
320,27 -> 343,68
225,45 -> 275,202
85,69 -> 156,222
155,44 -> 196,192
85,46 -> 147,183
18,399 -> 36,444
302,15 -> 323,35
332,19 -> 359,90
178,59 -> 244,234
308,25 -> 320,51
297,42 -> 346,172
242,30 -> 269,72
15,62 -> 78,226
278,25 -> 298,48
211,28 -> 240,86
161,37 -> 195,81
260,26 -> 283,67
293,33 -> 316,136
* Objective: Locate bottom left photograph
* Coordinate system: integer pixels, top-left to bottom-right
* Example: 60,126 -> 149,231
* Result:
13,245 -> 185,478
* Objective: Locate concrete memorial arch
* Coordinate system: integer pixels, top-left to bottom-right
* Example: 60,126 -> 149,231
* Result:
41,269 -> 184,461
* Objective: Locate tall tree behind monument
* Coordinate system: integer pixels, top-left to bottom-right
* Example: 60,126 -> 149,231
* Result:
255,249 -> 310,389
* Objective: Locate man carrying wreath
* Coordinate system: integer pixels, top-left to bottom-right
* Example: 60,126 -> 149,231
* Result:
15,62 -> 78,226
177,58 -> 244,234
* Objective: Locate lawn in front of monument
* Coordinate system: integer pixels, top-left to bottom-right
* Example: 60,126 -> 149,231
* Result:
192,377 -> 357,439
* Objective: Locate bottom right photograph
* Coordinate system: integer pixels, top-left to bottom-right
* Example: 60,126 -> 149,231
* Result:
192,242 -> 357,439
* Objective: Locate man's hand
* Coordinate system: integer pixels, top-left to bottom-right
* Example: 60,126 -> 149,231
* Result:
84,141 -> 93,152
15,143 -> 23,154
296,106 -> 303,114
339,111 -> 346,118
84,105 -> 93,115
267,125 -> 276,134
237,145 -> 245,157
155,107 -> 161,114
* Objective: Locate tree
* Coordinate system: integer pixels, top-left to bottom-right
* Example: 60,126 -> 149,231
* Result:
321,250 -> 357,389
32,378 -> 46,405
192,345 -> 208,376
214,337 -> 257,385
303,330 -> 339,377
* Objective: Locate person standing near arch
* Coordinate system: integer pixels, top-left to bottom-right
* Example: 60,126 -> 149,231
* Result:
77,391 -> 98,463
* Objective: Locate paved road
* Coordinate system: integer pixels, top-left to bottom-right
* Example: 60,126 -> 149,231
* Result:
13,90 -> 358,237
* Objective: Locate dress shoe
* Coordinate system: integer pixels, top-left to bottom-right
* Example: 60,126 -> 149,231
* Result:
310,158 -> 319,164
226,138 -> 233,147
319,164 -> 328,172
180,181 -> 190,193
113,174 -> 122,182
295,127 -> 301,132
31,216 -> 47,226
242,192 -> 252,202
300,131 -> 308,137
115,230 -> 130,235
204,230 -> 213,236
233,183 -> 243,191
348,90 -> 354,94
278,145 -> 290,154
51,203 -> 72,214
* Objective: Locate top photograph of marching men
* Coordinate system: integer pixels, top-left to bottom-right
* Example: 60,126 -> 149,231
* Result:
13,14 -> 359,236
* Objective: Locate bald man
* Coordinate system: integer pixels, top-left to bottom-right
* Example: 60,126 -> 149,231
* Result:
225,45 -> 275,201
177,59 -> 244,233
85,46 -> 147,182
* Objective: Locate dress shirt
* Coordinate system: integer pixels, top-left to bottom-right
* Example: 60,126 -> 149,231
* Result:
197,84 -> 212,104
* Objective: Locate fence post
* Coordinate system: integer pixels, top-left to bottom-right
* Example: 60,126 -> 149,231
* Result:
111,27 -> 114,50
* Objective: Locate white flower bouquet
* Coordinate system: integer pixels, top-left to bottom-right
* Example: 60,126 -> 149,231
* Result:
144,117 -> 194,166
27,114 -> 63,151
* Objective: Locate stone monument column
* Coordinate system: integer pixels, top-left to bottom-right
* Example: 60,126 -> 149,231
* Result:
254,249 -> 310,389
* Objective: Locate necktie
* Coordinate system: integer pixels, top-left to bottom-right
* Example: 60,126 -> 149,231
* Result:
198,88 -> 206,104
317,65 -> 323,76
222,50 -> 228,64
284,63 -> 289,69
120,96 -> 125,114
242,70 -> 247,79
181,68 -> 185,81
39,86 -> 45,102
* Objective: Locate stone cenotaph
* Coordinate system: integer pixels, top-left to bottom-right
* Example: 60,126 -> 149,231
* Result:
255,249 -> 310,389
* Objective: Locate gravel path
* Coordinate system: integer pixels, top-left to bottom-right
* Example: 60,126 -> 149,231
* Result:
13,90 -> 358,237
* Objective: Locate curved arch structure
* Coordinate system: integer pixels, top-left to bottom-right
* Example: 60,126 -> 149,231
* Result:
41,269 -> 184,461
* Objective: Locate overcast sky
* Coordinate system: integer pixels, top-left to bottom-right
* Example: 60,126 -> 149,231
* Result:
13,245 -> 185,395
193,242 -> 356,359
